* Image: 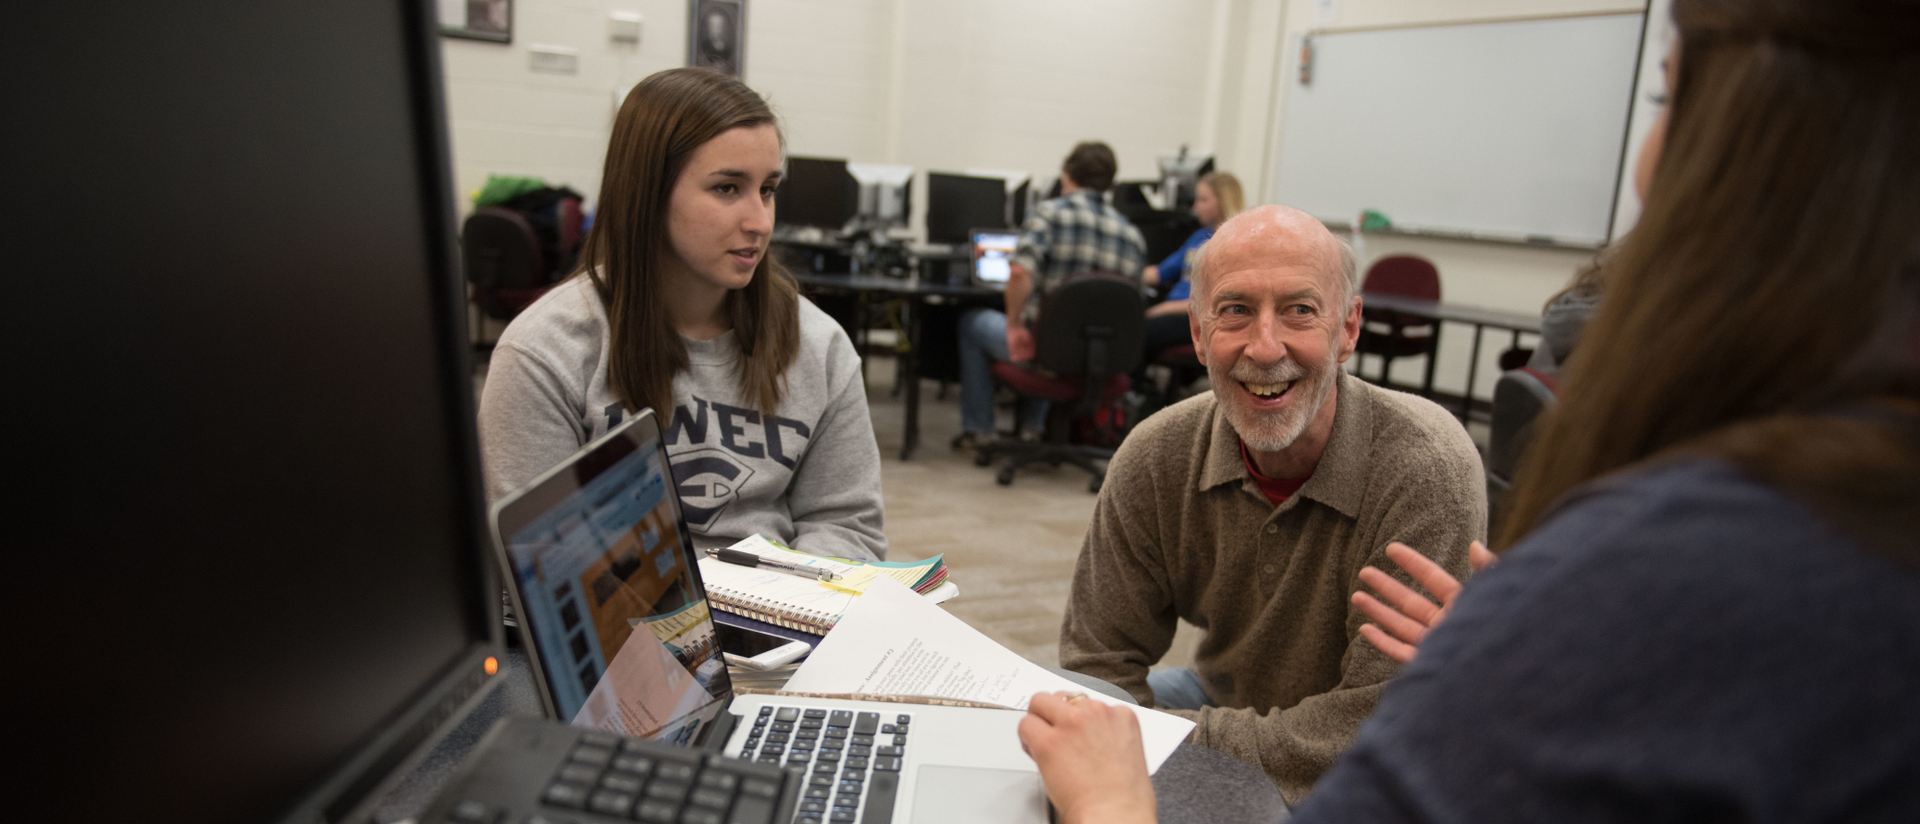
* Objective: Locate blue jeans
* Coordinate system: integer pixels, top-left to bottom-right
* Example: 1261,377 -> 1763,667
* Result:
1146,666 -> 1217,711
958,308 -> 1047,435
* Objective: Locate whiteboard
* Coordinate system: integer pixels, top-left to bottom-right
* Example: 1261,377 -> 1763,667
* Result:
1273,13 -> 1646,247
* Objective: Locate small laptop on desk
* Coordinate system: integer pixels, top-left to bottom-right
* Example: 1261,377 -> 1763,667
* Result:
488,410 -> 1050,824
969,229 -> 1020,290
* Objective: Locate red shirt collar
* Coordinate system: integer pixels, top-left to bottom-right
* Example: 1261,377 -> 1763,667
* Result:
1240,440 -> 1314,506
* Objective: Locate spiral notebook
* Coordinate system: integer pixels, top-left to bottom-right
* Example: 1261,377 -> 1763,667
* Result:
696,535 -> 958,635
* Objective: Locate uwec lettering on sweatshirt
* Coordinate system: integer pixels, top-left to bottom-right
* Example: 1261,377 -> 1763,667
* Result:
478,276 -> 886,561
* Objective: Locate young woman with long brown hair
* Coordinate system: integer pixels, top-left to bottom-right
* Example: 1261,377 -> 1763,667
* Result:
1019,0 -> 1920,820
478,68 -> 886,560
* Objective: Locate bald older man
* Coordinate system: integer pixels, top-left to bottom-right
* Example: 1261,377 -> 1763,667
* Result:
1058,206 -> 1485,808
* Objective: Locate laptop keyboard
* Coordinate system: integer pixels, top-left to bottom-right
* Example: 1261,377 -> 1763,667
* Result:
532,729 -> 789,824
734,706 -> 913,824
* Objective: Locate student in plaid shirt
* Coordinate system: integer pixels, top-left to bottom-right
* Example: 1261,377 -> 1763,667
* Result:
954,141 -> 1147,448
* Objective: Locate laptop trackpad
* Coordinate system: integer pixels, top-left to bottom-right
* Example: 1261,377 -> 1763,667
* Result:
909,765 -> 1048,823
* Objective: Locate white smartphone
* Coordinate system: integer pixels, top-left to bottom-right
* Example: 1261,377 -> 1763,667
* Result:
716,622 -> 813,670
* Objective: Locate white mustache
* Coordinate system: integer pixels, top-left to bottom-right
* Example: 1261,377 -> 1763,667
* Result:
1228,359 -> 1307,385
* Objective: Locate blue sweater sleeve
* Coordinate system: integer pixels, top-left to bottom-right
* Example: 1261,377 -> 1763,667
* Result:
1154,228 -> 1213,291
1293,461 -> 1920,824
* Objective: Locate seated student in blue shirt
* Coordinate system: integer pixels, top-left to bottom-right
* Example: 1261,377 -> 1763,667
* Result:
1016,1 -> 1920,820
1139,172 -> 1243,360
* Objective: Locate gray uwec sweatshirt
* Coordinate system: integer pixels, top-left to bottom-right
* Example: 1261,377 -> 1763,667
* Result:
477,276 -> 887,561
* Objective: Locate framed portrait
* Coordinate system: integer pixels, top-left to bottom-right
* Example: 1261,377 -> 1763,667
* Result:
440,0 -> 512,43
688,0 -> 745,79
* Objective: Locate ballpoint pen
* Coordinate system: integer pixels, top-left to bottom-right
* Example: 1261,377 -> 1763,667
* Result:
705,547 -> 842,582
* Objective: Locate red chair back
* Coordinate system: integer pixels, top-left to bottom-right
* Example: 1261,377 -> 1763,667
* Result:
463,207 -> 550,319
1360,255 -> 1441,301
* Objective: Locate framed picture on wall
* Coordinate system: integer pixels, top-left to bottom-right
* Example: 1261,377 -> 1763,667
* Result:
440,0 -> 512,43
688,0 -> 745,79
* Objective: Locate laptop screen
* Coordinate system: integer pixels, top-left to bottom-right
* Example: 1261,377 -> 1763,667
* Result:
496,414 -> 732,745
972,230 -> 1020,285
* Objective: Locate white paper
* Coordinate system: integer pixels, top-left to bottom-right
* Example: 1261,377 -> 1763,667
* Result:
784,575 -> 1195,774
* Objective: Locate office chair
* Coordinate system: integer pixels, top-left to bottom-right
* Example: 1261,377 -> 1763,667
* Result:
1145,342 -> 1208,413
974,273 -> 1144,493
1356,254 -> 1442,396
1487,366 -> 1558,533
463,207 -> 550,349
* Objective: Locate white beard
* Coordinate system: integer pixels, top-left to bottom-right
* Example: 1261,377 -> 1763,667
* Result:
1214,352 -> 1339,453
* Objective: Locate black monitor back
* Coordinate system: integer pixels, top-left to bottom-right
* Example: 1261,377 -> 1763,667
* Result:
9,3 -> 499,824
1010,179 -> 1031,228
925,172 -> 1008,244
778,156 -> 858,230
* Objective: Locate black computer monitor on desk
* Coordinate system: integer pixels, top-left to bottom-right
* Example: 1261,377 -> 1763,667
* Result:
926,172 -> 1009,244
778,155 -> 859,231
18,4 -> 502,824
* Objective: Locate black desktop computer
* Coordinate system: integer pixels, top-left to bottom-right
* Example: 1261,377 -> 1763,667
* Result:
777,156 -> 859,231
1010,179 -> 1031,228
18,4 -> 525,824
925,172 -> 1010,245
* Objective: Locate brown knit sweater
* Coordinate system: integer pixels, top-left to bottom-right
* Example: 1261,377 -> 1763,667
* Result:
1059,371 -> 1486,805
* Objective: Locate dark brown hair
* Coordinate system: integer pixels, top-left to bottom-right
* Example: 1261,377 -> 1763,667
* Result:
1498,0 -> 1920,559
1062,142 -> 1118,192
577,67 -> 801,419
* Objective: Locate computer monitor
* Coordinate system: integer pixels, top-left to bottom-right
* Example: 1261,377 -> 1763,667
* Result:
848,162 -> 914,228
17,4 -> 500,824
778,156 -> 859,231
1010,179 -> 1032,228
926,172 -> 1009,245
1156,148 -> 1216,213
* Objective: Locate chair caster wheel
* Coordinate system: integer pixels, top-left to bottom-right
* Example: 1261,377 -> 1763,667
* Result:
974,451 -> 992,467
1088,476 -> 1103,494
996,467 -> 1016,485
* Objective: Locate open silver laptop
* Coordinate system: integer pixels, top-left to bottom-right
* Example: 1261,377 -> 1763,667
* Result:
970,228 -> 1020,290
491,410 -> 1049,824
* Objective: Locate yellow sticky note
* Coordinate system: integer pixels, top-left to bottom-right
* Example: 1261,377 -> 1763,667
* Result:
880,567 -> 926,588
821,566 -> 881,595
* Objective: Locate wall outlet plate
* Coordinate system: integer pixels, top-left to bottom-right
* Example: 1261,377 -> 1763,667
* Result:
528,44 -> 579,74
609,11 -> 643,44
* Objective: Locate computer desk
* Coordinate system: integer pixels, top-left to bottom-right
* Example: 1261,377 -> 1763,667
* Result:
1359,292 -> 1544,422
376,649 -> 1288,824
791,272 -> 1002,460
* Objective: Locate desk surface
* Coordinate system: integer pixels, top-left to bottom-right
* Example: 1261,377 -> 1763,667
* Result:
374,650 -> 1284,824
1361,292 -> 1542,333
792,271 -> 1002,300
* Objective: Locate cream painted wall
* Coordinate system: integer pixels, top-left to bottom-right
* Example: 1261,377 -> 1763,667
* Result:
440,0 -> 691,212
886,1 -> 1213,183
748,0 -> 894,160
